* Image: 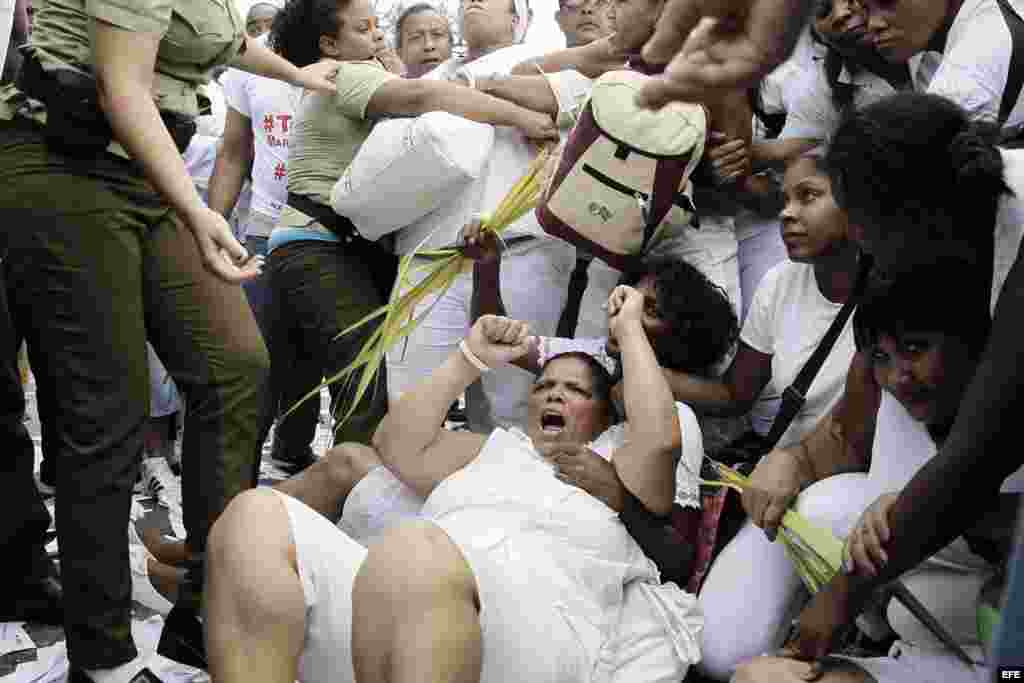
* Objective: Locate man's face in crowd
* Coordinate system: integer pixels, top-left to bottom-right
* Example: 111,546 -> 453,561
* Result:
246,3 -> 278,37
555,0 -> 613,47
460,0 -> 521,50
399,10 -> 452,77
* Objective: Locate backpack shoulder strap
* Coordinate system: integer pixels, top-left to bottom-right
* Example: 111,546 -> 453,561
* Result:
995,0 -> 1024,125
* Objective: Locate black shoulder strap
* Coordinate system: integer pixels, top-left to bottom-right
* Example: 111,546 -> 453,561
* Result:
996,0 -> 1024,125
763,254 -> 874,449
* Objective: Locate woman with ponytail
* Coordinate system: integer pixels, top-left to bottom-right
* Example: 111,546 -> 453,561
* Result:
737,91 -> 1024,681
255,0 -> 556,473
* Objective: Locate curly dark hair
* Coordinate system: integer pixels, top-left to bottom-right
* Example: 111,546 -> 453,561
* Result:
827,93 -> 1011,248
620,254 -> 739,373
542,351 -> 620,424
853,261 -> 992,362
269,0 -> 351,68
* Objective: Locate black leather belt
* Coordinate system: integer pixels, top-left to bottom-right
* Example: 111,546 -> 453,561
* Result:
18,53 -> 195,157
286,192 -> 366,244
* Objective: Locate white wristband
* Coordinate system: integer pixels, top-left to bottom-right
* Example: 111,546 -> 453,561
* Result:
459,339 -> 490,373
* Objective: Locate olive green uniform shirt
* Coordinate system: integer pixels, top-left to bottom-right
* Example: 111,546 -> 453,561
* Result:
0,0 -> 244,125
275,59 -> 396,237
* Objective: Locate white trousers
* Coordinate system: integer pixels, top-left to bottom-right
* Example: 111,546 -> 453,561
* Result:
386,237 -> 575,432
697,473 -> 876,681
287,481 -> 692,683
697,472 -> 997,681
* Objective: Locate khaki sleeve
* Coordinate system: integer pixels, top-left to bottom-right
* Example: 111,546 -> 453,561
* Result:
333,60 -> 399,120
86,0 -> 173,36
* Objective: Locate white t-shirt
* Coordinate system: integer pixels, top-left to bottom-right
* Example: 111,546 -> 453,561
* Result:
182,133 -> 220,191
756,29 -> 825,136
780,64 -> 898,143
740,261 -> 857,447
220,64 -> 302,221
916,0 -> 1024,130
195,80 -> 227,138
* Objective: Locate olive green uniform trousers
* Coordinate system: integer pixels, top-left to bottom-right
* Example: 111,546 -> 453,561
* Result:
0,119 -> 270,668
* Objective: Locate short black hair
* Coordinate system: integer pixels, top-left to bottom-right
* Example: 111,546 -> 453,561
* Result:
827,93 -> 1011,247
620,254 -> 739,373
270,0 -> 351,68
853,261 -> 992,361
542,351 -> 620,424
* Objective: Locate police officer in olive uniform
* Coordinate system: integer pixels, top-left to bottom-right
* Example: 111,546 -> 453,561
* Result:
0,0 -> 338,680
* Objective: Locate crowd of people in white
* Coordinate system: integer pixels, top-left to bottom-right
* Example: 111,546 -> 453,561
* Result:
2,0 -> 1024,681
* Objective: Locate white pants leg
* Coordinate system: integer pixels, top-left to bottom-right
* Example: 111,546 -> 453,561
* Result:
386,238 -> 574,432
273,489 -> 368,683
607,582 -> 698,683
697,473 -> 875,681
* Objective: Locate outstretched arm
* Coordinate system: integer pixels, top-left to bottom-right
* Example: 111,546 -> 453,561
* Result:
637,0 -> 811,107
475,75 -> 560,117
366,77 -> 558,140
511,35 -> 627,78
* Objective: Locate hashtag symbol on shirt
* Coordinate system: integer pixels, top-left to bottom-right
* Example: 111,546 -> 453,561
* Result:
274,163 -> 286,180
263,114 -> 275,133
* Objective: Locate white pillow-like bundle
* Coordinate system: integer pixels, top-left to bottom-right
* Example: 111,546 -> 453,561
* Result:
330,112 -> 495,241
